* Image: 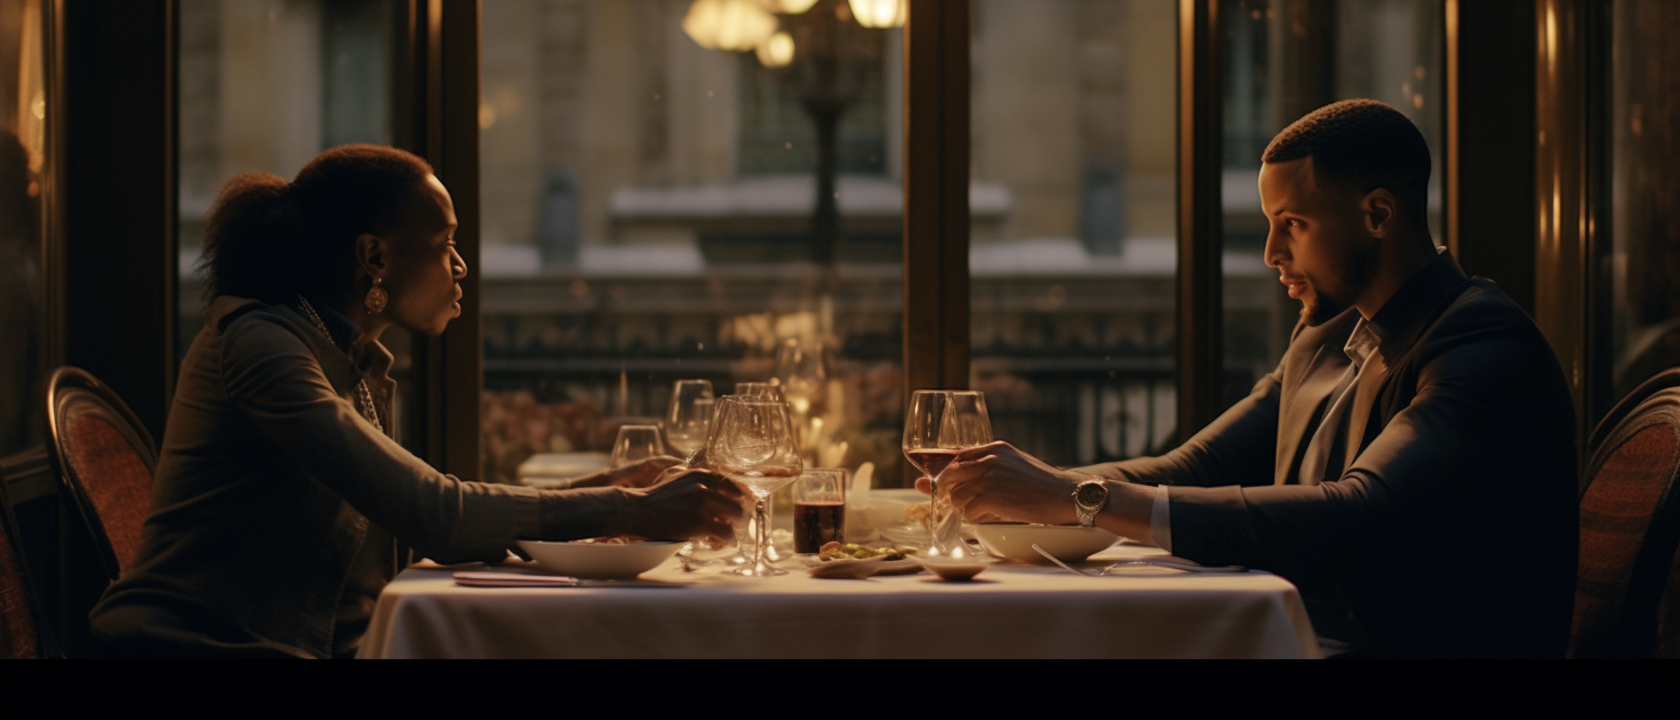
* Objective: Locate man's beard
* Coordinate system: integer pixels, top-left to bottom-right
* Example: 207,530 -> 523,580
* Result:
1301,290 -> 1346,325
1299,246 -> 1378,326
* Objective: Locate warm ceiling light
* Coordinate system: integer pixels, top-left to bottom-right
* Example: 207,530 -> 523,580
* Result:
756,31 -> 795,68
762,0 -> 820,13
683,0 -> 779,52
847,0 -> 906,28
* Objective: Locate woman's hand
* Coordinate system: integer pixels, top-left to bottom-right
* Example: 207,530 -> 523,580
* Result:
619,468 -> 745,542
567,455 -> 683,489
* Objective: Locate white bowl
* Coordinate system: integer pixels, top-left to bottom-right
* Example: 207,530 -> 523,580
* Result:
973,523 -> 1119,563
515,540 -> 681,579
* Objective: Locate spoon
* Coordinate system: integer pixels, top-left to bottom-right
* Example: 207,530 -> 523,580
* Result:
1031,544 -> 1247,574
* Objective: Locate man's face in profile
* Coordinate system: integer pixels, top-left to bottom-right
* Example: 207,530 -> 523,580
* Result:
1258,157 -> 1378,324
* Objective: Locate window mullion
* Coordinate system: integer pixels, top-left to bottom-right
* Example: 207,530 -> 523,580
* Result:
902,0 -> 971,427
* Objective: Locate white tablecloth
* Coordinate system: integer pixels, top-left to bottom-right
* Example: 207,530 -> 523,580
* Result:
358,546 -> 1318,659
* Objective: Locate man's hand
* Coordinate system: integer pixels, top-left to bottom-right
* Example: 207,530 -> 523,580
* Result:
621,468 -> 745,542
568,455 -> 683,489
936,441 -> 1082,525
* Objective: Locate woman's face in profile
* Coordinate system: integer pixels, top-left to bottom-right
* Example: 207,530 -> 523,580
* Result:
381,174 -> 466,336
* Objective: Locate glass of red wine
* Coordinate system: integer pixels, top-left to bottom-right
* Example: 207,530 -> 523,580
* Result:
707,395 -> 803,576
903,390 -> 993,557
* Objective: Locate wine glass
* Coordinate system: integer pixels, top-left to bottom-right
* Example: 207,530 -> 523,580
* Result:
775,339 -> 828,462
903,391 -> 953,553
940,391 -> 993,451
684,395 -> 748,569
729,382 -> 787,561
610,424 -> 664,468
903,390 -> 993,557
665,380 -> 714,462
707,395 -> 803,576
667,386 -> 718,571
734,381 -> 783,401
774,339 -> 827,416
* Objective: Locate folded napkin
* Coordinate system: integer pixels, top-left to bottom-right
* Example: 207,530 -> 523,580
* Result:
808,556 -> 923,579
452,570 -> 692,588
454,571 -> 578,587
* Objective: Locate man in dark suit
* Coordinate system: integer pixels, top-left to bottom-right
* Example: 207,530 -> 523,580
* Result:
936,99 -> 1578,657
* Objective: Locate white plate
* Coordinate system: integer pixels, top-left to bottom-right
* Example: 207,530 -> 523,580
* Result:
515,540 -> 681,579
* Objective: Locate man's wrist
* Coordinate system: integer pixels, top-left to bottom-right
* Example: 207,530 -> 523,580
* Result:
1072,475 -> 1109,528
1054,475 -> 1154,538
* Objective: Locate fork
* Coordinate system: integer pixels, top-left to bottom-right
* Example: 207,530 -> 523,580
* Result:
1032,544 -> 1247,574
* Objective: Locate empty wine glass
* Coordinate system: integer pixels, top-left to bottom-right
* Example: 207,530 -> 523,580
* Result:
734,381 -> 783,401
669,387 -> 719,571
774,339 -> 827,416
903,390 -> 993,558
707,395 -> 803,576
683,398 -> 747,569
726,384 -> 787,561
775,339 -> 828,463
610,424 -> 664,468
665,380 -> 714,462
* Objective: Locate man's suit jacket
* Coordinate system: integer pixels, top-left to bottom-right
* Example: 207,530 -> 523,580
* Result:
1083,252 -> 1578,657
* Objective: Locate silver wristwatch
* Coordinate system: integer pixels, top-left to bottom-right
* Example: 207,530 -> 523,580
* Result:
1073,478 -> 1109,528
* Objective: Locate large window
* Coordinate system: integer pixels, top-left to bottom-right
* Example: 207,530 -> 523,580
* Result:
161,2 -> 1668,491
478,0 -> 906,485
968,0 -> 1177,466
474,0 -> 1453,485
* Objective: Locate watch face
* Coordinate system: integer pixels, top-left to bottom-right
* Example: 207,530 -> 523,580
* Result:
1076,481 -> 1107,508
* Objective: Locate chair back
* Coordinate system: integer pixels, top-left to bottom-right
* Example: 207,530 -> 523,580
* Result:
45,367 -> 156,580
0,481 -> 56,659
1573,369 -> 1680,657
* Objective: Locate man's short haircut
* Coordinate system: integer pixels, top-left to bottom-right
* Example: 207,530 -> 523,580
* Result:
1262,99 -> 1431,224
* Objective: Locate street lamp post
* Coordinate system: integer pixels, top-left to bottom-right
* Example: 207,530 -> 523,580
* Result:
684,0 -> 901,270
781,0 -> 887,267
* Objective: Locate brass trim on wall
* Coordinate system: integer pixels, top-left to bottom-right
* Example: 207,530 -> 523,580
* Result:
41,0 -> 64,377
1533,0 -> 1607,448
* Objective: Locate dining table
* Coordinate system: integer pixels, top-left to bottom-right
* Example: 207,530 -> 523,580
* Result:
357,540 -> 1320,659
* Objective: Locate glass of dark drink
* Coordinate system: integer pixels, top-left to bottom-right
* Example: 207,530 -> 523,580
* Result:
793,468 -> 847,554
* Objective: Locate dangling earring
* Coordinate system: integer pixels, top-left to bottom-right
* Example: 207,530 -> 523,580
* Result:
365,276 -> 389,314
